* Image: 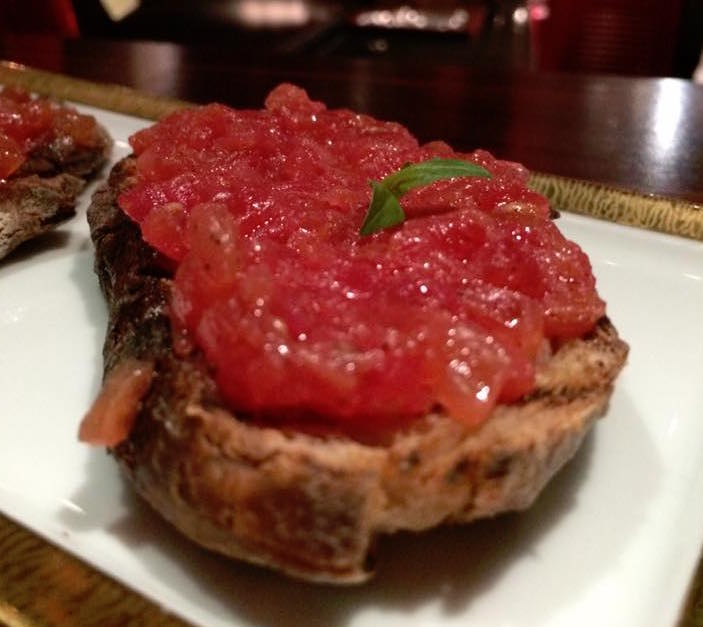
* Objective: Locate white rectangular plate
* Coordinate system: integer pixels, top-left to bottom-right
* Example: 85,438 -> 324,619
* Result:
1,105 -> 702,627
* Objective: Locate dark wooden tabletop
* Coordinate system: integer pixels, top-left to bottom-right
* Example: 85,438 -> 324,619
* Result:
2,34 -> 703,203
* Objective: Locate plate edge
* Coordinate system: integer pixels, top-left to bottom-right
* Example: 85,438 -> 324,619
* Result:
0,511 -> 189,626
529,172 -> 703,243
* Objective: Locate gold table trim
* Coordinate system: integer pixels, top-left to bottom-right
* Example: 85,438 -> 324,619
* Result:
0,60 -> 702,627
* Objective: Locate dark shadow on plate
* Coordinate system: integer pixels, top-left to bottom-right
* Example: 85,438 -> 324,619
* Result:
62,393 -> 659,627
0,229 -> 72,268
112,440 -> 594,627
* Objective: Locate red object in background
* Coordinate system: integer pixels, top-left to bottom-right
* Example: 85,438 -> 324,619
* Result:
530,0 -> 683,76
0,0 -> 79,37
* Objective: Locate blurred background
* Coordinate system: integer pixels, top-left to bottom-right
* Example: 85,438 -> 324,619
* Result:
0,0 -> 701,79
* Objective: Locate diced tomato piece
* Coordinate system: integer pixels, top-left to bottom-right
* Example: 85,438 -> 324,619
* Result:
0,134 -> 24,179
79,359 -> 154,447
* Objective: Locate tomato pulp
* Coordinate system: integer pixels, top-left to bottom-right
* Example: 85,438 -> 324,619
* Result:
0,85 -> 103,180
120,84 -> 605,430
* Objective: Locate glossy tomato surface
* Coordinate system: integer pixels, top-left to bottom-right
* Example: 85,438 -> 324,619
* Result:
121,84 -> 605,428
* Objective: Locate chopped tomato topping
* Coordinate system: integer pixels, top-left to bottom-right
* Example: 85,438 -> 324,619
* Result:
0,85 -> 103,180
120,84 -> 605,430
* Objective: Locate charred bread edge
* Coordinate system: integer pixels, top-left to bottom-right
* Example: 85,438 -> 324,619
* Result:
87,157 -> 628,584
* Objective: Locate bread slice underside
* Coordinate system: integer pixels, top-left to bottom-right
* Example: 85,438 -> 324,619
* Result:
87,157 -> 629,584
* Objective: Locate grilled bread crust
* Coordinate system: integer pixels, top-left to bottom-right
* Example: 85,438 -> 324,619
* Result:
87,157 -> 628,584
0,123 -> 110,260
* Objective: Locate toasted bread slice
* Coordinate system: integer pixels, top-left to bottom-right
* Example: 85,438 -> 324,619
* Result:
0,103 -> 110,261
86,157 -> 628,584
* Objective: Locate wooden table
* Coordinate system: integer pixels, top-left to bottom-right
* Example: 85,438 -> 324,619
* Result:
2,34 -> 703,203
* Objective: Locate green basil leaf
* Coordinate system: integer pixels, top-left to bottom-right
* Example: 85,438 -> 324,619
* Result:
359,181 -> 405,236
359,158 -> 492,236
383,158 -> 492,197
